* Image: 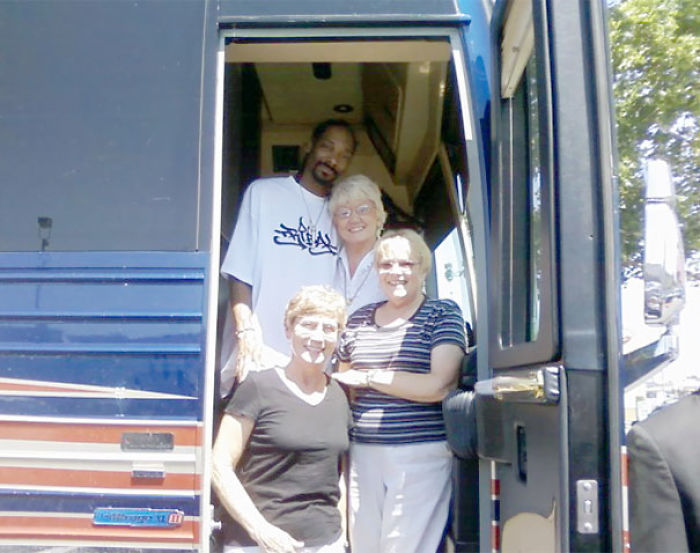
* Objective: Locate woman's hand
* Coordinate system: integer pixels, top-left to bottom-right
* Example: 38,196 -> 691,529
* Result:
332,369 -> 372,388
251,520 -> 305,553
334,343 -> 463,402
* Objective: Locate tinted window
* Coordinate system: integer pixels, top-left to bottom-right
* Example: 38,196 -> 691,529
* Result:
0,2 -> 204,251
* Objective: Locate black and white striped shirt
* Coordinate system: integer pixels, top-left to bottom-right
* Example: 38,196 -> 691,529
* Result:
337,298 -> 466,444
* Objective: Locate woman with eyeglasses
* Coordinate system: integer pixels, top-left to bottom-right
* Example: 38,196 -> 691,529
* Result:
332,228 -> 467,553
212,285 -> 351,553
329,174 -> 387,315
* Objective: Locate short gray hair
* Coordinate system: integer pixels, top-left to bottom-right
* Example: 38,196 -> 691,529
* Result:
329,174 -> 387,231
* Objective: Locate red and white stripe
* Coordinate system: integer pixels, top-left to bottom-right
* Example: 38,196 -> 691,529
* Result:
0,377 -> 195,400
0,416 -> 202,547
491,460 -> 500,553
621,446 -> 630,552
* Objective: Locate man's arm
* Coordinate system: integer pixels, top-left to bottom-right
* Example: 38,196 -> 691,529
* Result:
229,278 -> 263,381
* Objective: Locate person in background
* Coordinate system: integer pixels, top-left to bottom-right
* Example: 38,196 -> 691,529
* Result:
627,389 -> 700,553
333,228 -> 466,553
219,120 -> 357,396
329,174 -> 387,315
212,285 -> 351,553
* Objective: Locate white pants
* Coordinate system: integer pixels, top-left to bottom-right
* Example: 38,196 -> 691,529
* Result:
223,531 -> 345,553
349,441 -> 453,553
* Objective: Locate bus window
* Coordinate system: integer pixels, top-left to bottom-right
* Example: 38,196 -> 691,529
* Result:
0,3 -> 204,252
491,3 -> 558,368
525,54 -> 543,342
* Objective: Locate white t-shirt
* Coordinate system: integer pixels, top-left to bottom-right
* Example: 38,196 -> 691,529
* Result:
333,247 -> 386,316
220,176 -> 339,393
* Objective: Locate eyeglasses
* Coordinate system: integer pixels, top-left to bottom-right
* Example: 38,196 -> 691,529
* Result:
377,260 -> 419,273
334,203 -> 375,220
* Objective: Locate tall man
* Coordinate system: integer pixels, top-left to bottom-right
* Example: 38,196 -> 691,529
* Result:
219,119 -> 357,395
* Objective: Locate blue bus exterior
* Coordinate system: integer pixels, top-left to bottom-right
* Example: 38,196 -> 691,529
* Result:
0,1 -> 645,552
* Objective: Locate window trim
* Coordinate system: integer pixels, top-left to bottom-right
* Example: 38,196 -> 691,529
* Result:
490,0 -> 559,369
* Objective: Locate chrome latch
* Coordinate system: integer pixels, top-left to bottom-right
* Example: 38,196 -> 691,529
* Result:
576,479 -> 599,534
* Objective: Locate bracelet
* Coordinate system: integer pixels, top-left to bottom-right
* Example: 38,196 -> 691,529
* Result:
235,327 -> 254,337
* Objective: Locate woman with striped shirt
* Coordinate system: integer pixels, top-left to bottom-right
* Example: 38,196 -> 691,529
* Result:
332,228 -> 466,553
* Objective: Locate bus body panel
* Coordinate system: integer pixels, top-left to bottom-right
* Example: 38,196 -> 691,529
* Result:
0,0 -> 208,252
218,0 -> 465,21
0,0 -> 214,547
0,251 -> 208,547
0,0 -> 634,551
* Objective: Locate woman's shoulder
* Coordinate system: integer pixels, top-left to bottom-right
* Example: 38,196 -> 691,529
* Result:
326,379 -> 352,420
423,297 -> 462,315
327,377 -> 350,400
347,301 -> 384,325
238,367 -> 283,390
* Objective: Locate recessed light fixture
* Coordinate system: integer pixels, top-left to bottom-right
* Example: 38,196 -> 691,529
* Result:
333,104 -> 354,113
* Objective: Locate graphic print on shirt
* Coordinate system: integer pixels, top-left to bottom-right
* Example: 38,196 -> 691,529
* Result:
274,217 -> 338,256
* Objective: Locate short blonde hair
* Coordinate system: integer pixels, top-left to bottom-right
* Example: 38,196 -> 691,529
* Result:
375,228 -> 432,276
329,174 -> 387,231
284,285 -> 347,333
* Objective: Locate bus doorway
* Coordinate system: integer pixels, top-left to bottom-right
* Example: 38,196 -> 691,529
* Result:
214,28 -> 488,552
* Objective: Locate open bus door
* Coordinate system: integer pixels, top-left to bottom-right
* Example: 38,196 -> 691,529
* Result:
472,1 -> 624,551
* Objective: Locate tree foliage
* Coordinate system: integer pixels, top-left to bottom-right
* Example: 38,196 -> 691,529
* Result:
609,0 -> 699,269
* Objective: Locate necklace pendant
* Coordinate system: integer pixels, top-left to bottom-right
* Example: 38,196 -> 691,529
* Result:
309,224 -> 317,237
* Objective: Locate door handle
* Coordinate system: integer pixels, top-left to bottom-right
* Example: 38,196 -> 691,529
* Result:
475,366 -> 560,404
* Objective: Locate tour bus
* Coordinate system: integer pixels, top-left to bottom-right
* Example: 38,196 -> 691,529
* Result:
0,0 -> 685,552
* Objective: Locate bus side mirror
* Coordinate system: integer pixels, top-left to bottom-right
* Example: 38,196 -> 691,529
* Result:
643,159 -> 686,325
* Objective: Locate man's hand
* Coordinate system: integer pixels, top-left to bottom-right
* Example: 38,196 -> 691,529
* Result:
234,315 -> 263,382
230,278 -> 263,382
